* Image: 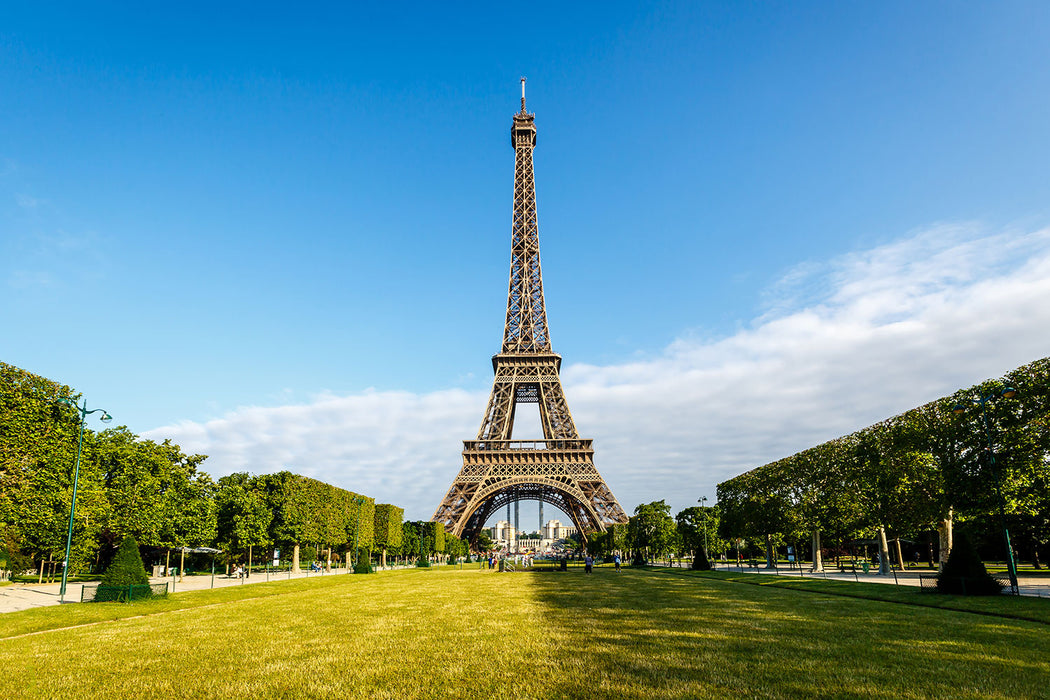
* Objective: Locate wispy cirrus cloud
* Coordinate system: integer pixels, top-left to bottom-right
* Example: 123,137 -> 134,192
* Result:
4,229 -> 111,290
15,193 -> 42,209
147,222 -> 1050,521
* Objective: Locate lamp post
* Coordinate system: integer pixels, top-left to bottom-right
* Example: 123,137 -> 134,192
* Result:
352,495 -> 364,571
697,497 -> 709,559
953,386 -> 1019,595
56,397 -> 111,602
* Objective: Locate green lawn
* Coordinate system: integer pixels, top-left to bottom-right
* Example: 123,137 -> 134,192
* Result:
3,566 -> 1049,699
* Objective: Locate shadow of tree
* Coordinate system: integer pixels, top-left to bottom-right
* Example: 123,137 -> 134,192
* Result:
529,567 -> 1050,699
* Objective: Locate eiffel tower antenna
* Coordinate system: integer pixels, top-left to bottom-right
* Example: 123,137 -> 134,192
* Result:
432,83 -> 629,546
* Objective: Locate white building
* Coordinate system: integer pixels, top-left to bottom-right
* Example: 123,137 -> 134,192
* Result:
491,520 -> 516,548
543,519 -> 577,541
489,518 -> 579,553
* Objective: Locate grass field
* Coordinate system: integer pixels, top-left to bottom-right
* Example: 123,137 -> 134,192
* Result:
3,566 -> 1049,699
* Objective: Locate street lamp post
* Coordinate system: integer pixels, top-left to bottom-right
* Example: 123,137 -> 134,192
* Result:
697,497 -> 709,559
953,386 -> 1019,595
56,397 -> 111,602
353,496 -> 363,571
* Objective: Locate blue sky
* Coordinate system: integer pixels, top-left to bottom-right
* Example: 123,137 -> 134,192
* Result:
3,3 -> 1050,524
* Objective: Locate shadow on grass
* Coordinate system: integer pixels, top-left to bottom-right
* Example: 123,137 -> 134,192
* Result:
667,568 -> 1050,626
528,567 -> 1050,700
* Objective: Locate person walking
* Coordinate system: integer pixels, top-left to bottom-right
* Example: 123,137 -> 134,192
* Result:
614,553 -> 621,573
584,553 -> 594,574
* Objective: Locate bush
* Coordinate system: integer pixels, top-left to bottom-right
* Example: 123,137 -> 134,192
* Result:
354,548 -> 374,574
936,531 -> 1002,596
692,549 -> 711,571
101,535 -> 150,586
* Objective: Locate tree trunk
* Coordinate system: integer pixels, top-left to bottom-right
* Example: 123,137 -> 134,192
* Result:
764,534 -> 775,568
1033,547 -> 1041,570
927,530 -> 936,568
894,538 -> 905,571
248,545 -> 252,578
292,544 -> 300,572
179,547 -> 186,582
165,549 -> 170,578
811,529 -> 824,572
381,548 -> 387,569
938,511 -> 953,572
878,527 -> 891,575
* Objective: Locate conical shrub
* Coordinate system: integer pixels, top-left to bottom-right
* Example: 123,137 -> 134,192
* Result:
692,549 -> 711,571
101,535 -> 149,586
936,531 -> 1002,596
353,547 -> 374,574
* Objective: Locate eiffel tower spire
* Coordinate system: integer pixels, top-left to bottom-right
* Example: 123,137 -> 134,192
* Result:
504,75 -> 550,355
432,83 -> 628,544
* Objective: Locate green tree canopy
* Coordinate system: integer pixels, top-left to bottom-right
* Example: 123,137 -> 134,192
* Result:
628,500 -> 677,559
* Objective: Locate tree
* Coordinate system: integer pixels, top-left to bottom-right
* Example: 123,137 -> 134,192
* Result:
215,477 -> 272,567
585,529 -> 610,557
401,521 -> 421,562
0,366 -> 106,573
373,504 -> 404,568
628,501 -> 676,562
475,529 -> 494,552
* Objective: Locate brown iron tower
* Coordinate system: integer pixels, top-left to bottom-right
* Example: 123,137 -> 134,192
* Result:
432,80 -> 629,543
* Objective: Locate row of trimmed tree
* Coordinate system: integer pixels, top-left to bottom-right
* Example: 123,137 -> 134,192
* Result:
0,362 -> 432,578
715,356 -> 1050,571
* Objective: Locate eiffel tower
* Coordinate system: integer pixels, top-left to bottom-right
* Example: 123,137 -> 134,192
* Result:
432,79 -> 629,544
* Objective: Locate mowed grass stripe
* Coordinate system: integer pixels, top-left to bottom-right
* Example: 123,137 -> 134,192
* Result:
534,569 -> 1050,699
0,571 -> 402,639
4,568 -> 554,699
4,567 -> 1050,699
644,566 -> 1050,626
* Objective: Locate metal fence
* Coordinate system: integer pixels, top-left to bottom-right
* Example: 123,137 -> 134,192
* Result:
918,574 -> 1012,595
81,582 -> 169,603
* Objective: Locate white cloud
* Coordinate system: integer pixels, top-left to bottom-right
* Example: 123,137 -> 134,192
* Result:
15,194 -> 42,209
146,222 -> 1050,522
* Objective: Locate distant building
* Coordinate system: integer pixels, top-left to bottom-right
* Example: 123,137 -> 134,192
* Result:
489,518 -> 578,553
491,520 -> 516,548
517,538 -> 542,552
543,519 -> 577,541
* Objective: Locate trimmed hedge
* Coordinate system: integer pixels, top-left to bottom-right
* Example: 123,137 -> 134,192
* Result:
374,504 -> 404,552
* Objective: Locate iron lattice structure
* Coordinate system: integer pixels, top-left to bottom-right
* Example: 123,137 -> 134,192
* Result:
432,82 -> 629,544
